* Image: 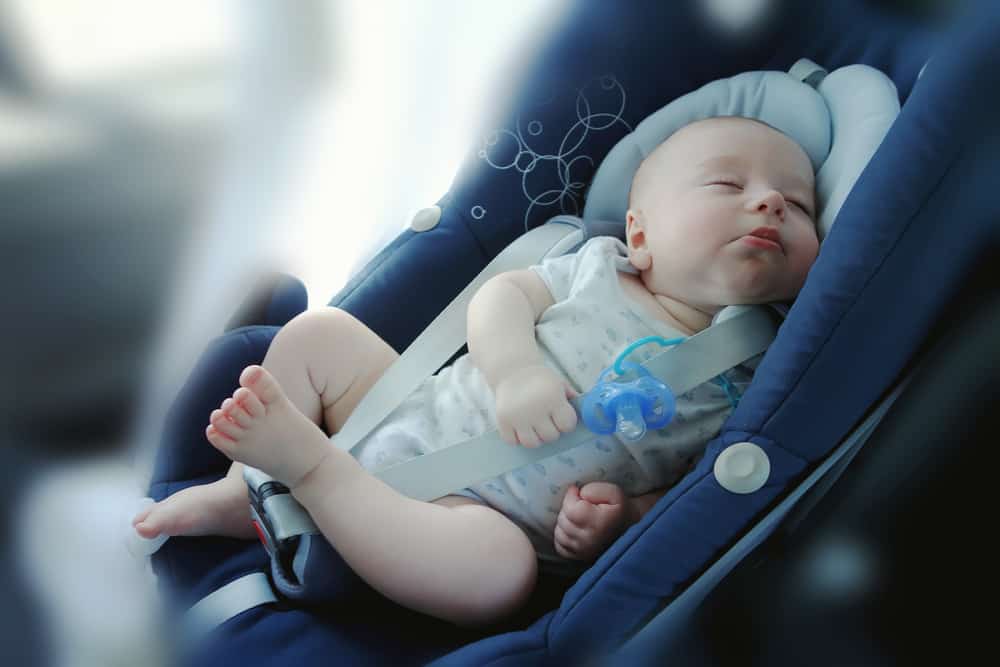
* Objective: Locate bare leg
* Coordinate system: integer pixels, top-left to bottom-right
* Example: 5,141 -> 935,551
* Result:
208,363 -> 537,626
251,306 -> 401,435
136,308 -> 396,539
140,308 -> 537,625
133,461 -> 254,539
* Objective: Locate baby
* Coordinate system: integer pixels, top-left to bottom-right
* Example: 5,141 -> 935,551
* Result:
134,116 -> 819,627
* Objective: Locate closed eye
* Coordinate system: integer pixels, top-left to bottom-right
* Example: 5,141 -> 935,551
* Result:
788,199 -> 814,217
707,180 -> 743,190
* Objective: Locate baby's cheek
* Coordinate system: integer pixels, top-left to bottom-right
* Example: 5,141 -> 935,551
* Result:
792,225 -> 820,263
789,246 -> 818,287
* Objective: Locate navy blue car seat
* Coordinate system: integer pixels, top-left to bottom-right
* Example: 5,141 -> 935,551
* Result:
147,1 -> 1000,664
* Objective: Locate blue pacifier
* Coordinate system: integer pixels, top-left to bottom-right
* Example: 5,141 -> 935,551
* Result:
580,362 -> 676,442
578,334 -> 743,441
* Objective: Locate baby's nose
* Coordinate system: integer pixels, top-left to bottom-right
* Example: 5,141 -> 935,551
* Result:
755,191 -> 785,219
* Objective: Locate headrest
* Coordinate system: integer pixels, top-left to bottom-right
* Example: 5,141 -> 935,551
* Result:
583,60 -> 900,239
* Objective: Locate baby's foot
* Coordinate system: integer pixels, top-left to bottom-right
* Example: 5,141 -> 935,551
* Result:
132,477 -> 254,540
206,365 -> 331,488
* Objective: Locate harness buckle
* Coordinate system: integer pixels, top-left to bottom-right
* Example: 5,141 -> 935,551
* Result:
246,478 -> 301,571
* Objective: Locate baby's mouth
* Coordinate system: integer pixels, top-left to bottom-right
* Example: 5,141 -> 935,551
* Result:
741,227 -> 784,253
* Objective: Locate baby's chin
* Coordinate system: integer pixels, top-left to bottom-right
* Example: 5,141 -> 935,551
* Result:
715,275 -> 802,306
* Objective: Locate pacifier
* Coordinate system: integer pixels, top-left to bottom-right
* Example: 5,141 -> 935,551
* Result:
580,363 -> 676,442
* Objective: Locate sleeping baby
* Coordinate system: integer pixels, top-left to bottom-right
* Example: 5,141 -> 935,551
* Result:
134,115 -> 819,626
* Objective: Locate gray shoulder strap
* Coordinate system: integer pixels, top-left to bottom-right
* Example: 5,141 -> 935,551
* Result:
239,306 -> 776,541
234,221 -> 586,535
331,220 -> 584,453
375,306 -> 777,501
184,306 -> 779,642
183,572 -> 276,643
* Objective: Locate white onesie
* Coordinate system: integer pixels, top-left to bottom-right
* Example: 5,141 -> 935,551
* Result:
350,236 -> 755,570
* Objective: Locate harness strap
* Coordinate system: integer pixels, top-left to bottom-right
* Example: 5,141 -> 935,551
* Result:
375,305 -> 776,501
235,219 -> 586,542
187,306 -> 778,638
333,219 -> 585,454
183,572 -> 277,642
186,226 -> 779,637
241,305 -> 778,553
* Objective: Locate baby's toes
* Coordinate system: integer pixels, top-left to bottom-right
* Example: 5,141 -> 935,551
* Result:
238,365 -> 285,406
133,515 -> 161,539
133,503 -> 187,538
232,386 -> 265,418
210,408 -> 243,439
131,505 -> 153,529
222,397 -> 253,428
206,424 -> 235,454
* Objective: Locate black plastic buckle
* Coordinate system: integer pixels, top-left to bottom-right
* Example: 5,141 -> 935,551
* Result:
246,479 -> 301,574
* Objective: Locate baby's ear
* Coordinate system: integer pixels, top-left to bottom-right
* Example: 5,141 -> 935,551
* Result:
625,209 -> 651,271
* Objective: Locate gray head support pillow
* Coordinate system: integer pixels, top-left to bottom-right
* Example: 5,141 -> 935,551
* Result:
583,60 -> 901,240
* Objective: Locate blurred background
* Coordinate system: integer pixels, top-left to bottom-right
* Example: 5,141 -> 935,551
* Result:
1,2 -> 567,665
2,0 -> 568,469
0,1 -> 960,666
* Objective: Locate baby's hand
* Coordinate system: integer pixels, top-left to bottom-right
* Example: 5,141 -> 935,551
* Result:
494,364 -> 578,448
554,482 -> 633,561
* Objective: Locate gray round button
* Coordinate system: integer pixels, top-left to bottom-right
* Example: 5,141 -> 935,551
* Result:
410,206 -> 442,232
714,442 -> 770,494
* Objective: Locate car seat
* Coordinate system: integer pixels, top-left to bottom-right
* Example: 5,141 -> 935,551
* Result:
145,1 -> 1000,664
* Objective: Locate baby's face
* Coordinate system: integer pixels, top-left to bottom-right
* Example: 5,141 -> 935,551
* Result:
626,117 -> 819,309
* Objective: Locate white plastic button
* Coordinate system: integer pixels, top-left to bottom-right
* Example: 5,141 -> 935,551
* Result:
410,206 -> 442,232
714,442 -> 770,494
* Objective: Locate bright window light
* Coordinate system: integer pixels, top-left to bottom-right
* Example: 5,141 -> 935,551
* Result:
277,1 -> 571,304
7,0 -> 235,88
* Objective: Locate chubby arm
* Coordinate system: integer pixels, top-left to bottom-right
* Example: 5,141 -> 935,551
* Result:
467,269 -> 554,388
467,270 -> 577,447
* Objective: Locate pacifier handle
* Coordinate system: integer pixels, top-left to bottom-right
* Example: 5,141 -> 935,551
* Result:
580,372 -> 675,441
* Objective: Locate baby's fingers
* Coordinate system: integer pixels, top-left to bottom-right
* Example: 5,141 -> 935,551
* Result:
554,525 -> 580,560
562,490 -> 597,525
498,420 -> 518,446
557,510 -> 587,540
560,483 -> 581,510
535,419 -> 561,444
551,401 -> 578,434
514,425 -> 542,449
579,481 -> 626,506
